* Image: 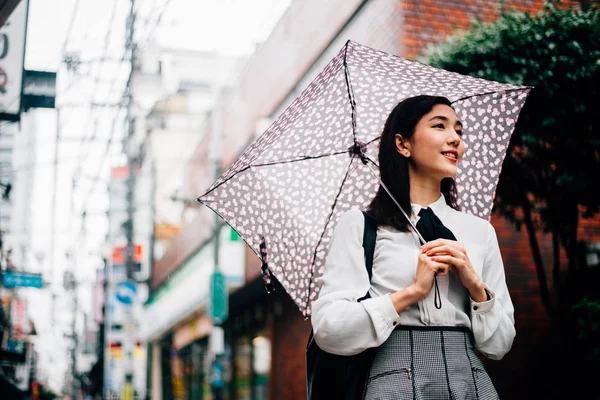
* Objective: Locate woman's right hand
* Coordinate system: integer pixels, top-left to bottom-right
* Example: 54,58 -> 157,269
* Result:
410,252 -> 451,300
389,251 -> 451,313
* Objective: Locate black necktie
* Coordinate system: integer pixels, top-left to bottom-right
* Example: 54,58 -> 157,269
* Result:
416,207 -> 457,309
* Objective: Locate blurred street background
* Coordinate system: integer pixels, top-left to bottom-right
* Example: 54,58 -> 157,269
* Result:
0,0 -> 598,399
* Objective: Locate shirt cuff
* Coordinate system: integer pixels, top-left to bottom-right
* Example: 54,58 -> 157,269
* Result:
362,293 -> 401,329
470,286 -> 495,314
376,293 -> 401,328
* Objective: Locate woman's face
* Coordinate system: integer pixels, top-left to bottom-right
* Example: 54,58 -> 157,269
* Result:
397,104 -> 464,181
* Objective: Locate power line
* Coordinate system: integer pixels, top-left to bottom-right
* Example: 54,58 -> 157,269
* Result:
68,0 -> 125,178
71,0 -> 174,219
137,0 -> 176,53
77,104 -> 127,215
61,0 -> 82,55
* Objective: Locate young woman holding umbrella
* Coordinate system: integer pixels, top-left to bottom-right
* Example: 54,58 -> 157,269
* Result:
311,95 -> 515,399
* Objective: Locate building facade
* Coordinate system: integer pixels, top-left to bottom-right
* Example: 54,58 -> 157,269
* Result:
146,1 -> 594,399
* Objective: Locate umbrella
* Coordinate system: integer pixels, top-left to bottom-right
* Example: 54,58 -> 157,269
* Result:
198,40 -> 531,318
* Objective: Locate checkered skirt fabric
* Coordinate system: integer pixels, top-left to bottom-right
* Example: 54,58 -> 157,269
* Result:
363,326 -> 499,400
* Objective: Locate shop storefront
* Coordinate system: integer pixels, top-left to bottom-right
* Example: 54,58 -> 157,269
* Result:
223,277 -> 274,400
169,314 -> 214,400
143,225 -> 244,399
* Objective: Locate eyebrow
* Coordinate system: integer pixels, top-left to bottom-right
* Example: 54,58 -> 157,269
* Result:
428,115 -> 463,127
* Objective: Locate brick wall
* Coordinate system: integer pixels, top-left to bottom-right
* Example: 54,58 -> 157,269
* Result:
402,0 -> 579,59
484,212 -> 600,398
269,289 -> 312,400
486,215 -> 555,397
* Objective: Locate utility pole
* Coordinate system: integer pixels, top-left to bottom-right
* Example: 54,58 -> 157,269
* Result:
123,0 -> 137,398
69,275 -> 79,399
209,106 -> 227,400
49,107 -> 60,329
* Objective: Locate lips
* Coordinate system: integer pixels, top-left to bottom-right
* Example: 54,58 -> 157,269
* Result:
441,150 -> 458,162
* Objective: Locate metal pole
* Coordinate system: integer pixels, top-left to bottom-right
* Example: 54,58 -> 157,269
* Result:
212,106 -> 222,274
209,104 -> 227,400
70,278 -> 78,398
49,107 -> 60,327
125,1 -> 136,283
364,161 -> 426,245
123,0 -> 137,397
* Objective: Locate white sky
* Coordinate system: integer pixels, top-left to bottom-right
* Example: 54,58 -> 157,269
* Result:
19,0 -> 290,392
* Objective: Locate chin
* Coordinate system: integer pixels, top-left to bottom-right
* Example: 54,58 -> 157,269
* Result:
441,168 -> 458,179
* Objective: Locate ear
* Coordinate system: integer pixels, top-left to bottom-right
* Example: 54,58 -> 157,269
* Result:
395,134 -> 411,158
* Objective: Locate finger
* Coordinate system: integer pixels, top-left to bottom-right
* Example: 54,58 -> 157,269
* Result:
432,263 -> 451,275
431,255 -> 457,263
426,245 -> 459,257
429,261 -> 451,274
430,255 -> 460,267
421,239 -> 448,252
422,240 -> 460,254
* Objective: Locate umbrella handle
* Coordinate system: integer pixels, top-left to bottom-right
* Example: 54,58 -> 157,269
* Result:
365,161 -> 427,245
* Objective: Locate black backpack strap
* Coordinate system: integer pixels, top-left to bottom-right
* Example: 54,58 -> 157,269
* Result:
361,211 -> 378,280
358,211 -> 378,302
306,211 -> 379,400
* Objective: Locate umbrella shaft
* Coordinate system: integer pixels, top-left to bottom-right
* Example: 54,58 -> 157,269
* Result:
365,162 -> 426,245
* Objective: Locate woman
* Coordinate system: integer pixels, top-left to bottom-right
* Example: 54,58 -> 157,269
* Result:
311,95 -> 515,399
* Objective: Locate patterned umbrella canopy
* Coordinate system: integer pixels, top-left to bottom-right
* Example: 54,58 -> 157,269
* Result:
198,40 -> 531,318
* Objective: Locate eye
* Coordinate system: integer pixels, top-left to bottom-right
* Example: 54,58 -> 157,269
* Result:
456,130 -> 463,136
433,123 -> 445,129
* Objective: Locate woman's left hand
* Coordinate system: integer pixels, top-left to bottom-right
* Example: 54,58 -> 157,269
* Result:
421,239 -> 487,302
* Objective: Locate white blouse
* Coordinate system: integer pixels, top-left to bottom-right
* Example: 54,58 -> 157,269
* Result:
311,194 -> 515,360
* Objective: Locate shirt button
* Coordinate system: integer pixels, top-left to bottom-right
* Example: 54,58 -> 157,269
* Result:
473,306 -> 479,311
393,321 -> 397,326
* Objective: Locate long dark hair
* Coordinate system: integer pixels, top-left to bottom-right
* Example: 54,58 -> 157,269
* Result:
367,95 -> 460,231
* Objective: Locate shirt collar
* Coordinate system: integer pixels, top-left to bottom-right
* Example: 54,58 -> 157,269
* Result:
411,193 -> 448,219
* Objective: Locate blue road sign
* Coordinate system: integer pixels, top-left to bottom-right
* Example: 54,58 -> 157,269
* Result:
115,280 -> 137,305
1,271 -> 43,289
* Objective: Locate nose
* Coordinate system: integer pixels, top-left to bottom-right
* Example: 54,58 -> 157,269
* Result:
447,130 -> 461,146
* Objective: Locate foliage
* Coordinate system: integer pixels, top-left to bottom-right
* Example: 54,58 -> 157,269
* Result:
425,4 -> 600,307
427,3 -> 600,228
571,297 -> 600,361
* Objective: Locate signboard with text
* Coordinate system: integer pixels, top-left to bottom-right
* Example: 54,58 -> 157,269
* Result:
2,271 -> 43,289
210,271 -> 228,324
0,0 -> 28,120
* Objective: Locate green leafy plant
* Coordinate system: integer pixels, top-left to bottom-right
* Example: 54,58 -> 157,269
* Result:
571,297 -> 600,361
426,3 -> 600,317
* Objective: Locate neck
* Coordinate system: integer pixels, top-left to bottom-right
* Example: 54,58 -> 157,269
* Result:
409,170 -> 442,207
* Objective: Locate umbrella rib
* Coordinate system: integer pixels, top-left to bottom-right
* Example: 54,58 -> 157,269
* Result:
304,155 -> 357,315
451,87 -> 532,104
343,41 -> 358,144
250,151 -> 349,168
199,151 -> 350,200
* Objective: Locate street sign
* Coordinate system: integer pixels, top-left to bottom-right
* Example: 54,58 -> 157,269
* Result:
21,69 -> 56,111
210,271 -> 228,324
115,281 -> 137,305
1,271 -> 43,289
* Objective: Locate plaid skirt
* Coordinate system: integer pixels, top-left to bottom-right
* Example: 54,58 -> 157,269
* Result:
362,326 -> 499,400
